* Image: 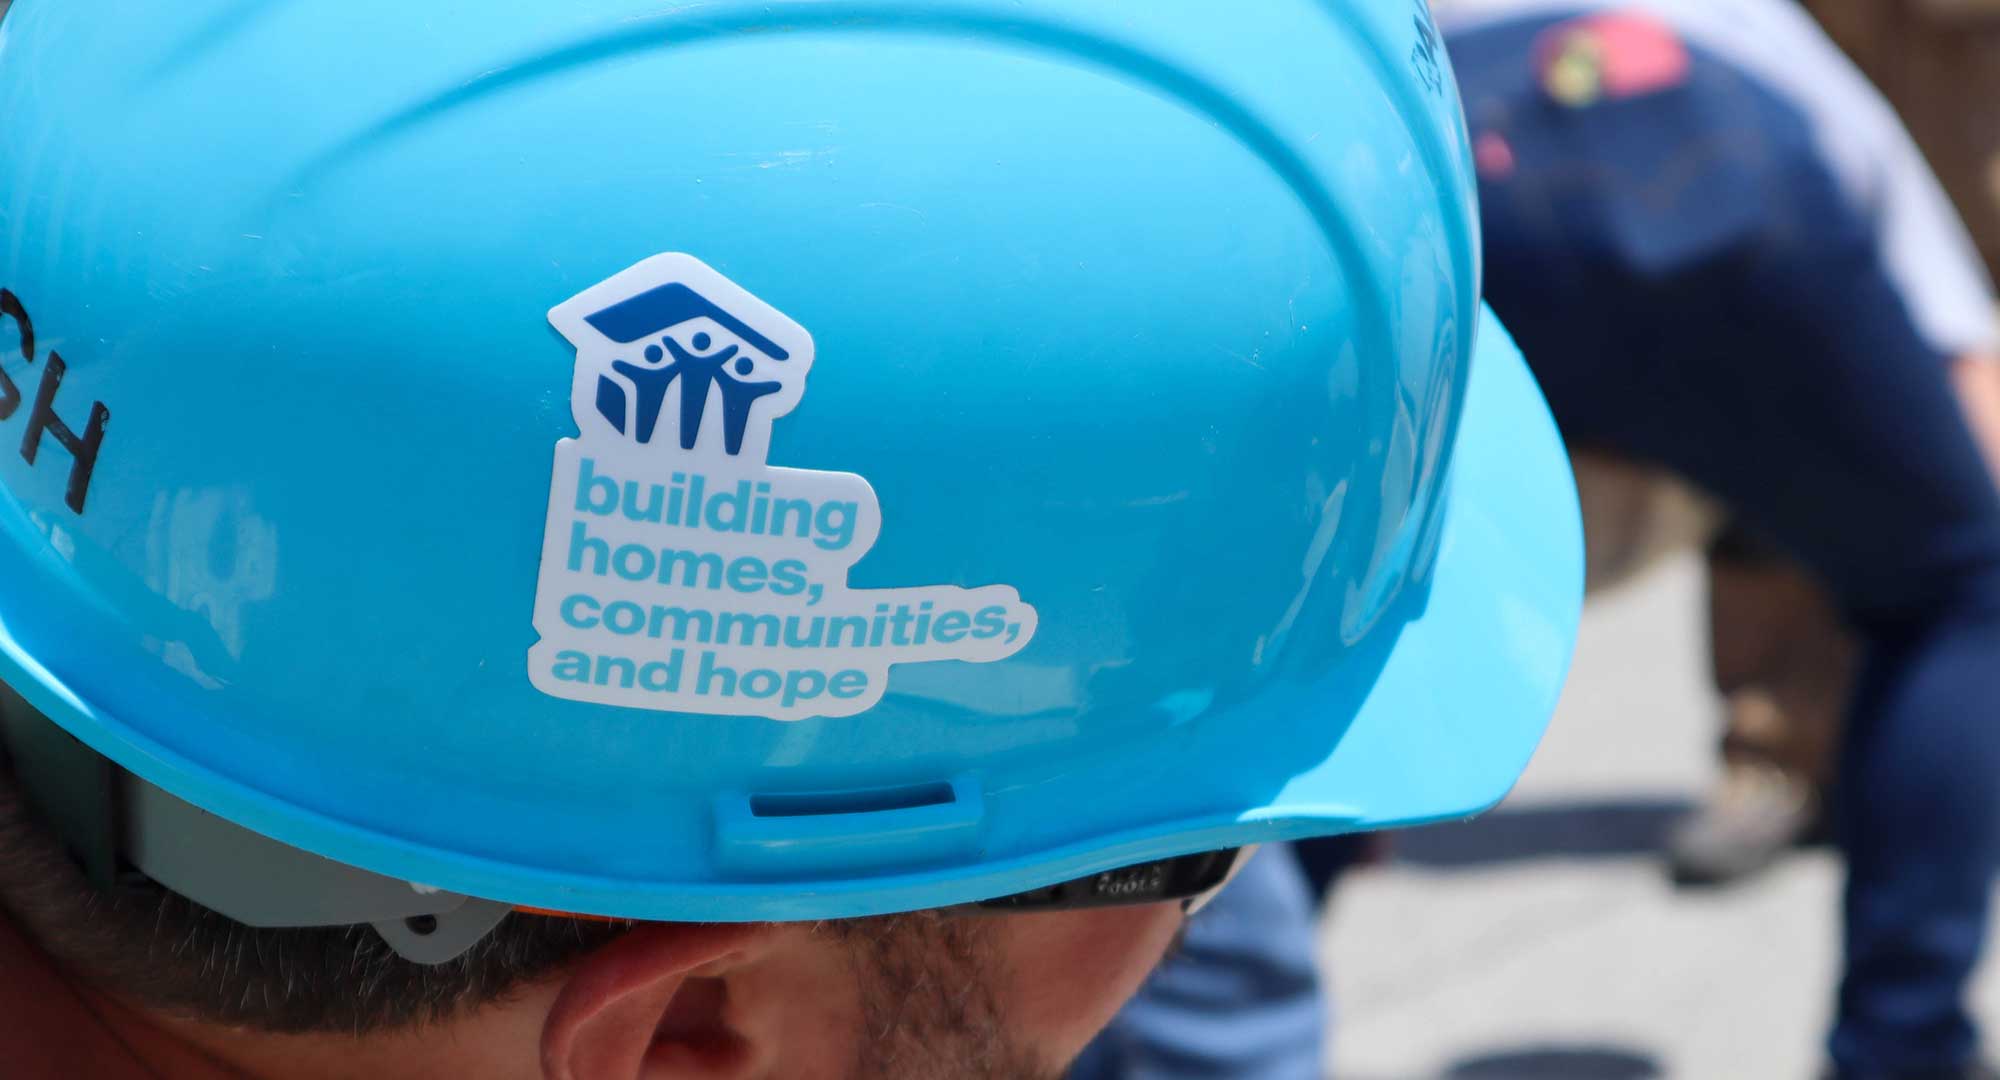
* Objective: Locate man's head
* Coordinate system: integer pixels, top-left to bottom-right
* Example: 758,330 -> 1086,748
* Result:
0,768 -> 1184,1079
0,1 -> 1582,1076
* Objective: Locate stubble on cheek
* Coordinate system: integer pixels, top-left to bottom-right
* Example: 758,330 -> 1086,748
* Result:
829,913 -> 1055,1080
998,903 -> 1189,1061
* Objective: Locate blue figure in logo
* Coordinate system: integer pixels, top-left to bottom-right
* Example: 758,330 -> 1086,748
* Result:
584,282 -> 791,456
607,342 -> 678,445
717,356 -> 784,455
652,332 -> 782,454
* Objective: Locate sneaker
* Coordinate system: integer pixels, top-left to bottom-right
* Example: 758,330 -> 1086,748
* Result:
1666,756 -> 1819,886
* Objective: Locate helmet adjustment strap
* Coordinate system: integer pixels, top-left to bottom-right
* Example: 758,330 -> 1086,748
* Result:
0,682 -> 122,889
0,685 -> 509,964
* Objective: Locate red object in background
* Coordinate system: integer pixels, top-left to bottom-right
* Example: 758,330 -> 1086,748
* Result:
1475,131 -> 1519,180
1534,10 -> 1693,105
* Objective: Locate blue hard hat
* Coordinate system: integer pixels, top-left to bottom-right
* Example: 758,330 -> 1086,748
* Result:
0,0 -> 1580,930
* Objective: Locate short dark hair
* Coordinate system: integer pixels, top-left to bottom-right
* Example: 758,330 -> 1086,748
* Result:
0,770 -> 631,1034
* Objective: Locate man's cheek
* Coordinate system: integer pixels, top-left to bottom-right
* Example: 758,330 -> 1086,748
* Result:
999,904 -> 1187,1058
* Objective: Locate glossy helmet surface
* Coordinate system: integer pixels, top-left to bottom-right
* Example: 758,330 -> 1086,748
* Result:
0,0 -> 1580,920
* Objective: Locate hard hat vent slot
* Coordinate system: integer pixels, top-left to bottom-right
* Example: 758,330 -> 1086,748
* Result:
749,782 -> 957,819
714,776 -> 985,878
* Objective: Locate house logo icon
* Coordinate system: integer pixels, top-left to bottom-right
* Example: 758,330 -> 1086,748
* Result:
549,254 -> 815,464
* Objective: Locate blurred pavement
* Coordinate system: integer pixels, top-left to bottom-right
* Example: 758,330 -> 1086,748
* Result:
1320,555 -> 2000,1078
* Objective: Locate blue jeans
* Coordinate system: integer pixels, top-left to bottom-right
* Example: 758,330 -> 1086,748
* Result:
1453,20 -> 2000,1072
1069,847 -> 1325,1080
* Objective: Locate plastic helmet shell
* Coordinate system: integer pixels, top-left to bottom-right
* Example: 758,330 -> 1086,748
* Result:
0,0 -> 1580,919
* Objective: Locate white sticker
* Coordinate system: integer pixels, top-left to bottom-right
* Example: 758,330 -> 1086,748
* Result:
529,254 -> 1038,721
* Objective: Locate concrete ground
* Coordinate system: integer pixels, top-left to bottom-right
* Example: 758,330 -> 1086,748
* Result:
1321,555 -> 2000,1079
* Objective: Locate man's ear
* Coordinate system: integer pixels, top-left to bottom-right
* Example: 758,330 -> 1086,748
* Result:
540,921 -> 777,1080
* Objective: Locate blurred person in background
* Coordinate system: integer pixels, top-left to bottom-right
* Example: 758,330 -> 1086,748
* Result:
1571,451 -> 1856,888
1432,0 -> 2000,1075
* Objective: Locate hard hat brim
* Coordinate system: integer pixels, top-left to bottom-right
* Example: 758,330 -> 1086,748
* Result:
876,304 -> 1586,901
1243,304 -> 1585,833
